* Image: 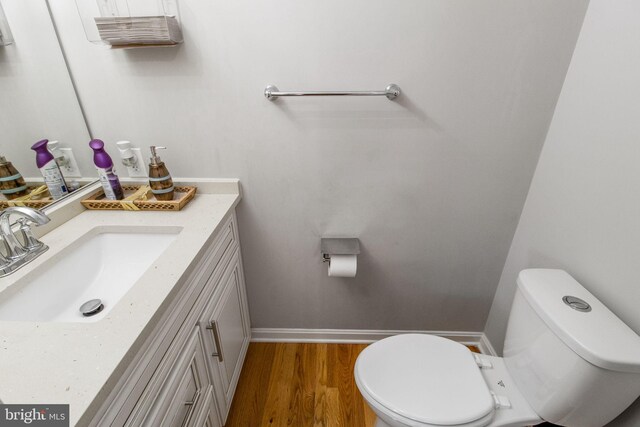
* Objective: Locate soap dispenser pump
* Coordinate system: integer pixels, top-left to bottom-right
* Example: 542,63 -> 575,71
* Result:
148,146 -> 174,201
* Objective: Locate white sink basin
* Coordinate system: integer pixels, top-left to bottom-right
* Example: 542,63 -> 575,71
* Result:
0,227 -> 181,323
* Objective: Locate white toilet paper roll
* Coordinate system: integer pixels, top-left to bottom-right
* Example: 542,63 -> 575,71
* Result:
328,254 -> 357,277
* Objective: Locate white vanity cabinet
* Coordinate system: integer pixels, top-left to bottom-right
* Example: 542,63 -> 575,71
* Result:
91,212 -> 250,427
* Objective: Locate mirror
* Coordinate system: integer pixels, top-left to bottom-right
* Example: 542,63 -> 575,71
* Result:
0,0 -> 96,211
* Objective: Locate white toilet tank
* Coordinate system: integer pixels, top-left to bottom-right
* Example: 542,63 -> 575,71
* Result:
503,269 -> 640,427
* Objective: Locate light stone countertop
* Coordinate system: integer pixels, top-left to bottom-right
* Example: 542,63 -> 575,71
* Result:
0,181 -> 241,426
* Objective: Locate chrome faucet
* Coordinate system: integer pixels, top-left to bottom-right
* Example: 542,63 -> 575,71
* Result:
0,207 -> 50,277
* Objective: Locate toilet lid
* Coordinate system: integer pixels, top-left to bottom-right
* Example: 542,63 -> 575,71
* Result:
355,334 -> 495,426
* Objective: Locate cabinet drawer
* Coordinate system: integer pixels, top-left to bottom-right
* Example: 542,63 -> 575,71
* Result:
196,215 -> 237,286
126,328 -> 210,427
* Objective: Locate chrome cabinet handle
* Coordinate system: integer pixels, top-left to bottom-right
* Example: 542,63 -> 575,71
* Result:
206,321 -> 224,362
184,388 -> 201,406
264,84 -> 401,101
182,389 -> 201,427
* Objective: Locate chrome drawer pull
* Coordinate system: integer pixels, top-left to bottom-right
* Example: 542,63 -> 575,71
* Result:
182,389 -> 201,427
184,388 -> 200,406
206,321 -> 224,362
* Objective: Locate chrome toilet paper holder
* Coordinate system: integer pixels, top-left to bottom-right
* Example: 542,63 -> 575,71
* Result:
321,238 -> 360,263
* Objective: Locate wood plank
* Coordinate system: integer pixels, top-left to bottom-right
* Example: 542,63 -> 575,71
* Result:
225,342 -> 276,425
325,387 -> 340,427
300,343 -> 318,424
284,343 -> 304,426
259,343 -> 298,426
335,344 -> 358,426
313,343 -> 328,427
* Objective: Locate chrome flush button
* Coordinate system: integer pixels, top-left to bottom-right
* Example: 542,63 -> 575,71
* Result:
562,295 -> 591,312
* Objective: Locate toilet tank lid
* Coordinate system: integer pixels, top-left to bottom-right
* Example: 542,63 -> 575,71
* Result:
517,269 -> 640,373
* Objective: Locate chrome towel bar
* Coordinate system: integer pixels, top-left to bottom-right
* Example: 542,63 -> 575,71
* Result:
264,84 -> 401,101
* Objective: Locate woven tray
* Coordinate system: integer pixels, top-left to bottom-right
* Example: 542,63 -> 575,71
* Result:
81,185 -> 196,211
0,185 -> 53,209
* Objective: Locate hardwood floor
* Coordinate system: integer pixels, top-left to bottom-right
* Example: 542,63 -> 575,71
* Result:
225,342 -> 481,427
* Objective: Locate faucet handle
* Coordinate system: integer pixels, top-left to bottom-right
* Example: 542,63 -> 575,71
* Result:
0,206 -> 50,226
0,207 -> 49,261
16,218 -> 45,251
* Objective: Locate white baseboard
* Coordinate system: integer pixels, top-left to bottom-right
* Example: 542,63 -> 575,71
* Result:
251,328 -> 486,348
478,333 -> 498,356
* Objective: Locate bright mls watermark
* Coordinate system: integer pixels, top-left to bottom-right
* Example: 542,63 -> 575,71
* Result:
0,405 -> 68,426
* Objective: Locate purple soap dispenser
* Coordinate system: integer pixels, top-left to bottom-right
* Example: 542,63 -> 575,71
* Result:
89,139 -> 124,200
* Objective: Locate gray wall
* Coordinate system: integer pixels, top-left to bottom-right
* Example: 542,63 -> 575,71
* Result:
483,1 -> 640,423
49,0 -> 588,331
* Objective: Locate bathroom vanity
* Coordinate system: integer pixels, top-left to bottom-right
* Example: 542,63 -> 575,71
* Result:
0,180 -> 250,427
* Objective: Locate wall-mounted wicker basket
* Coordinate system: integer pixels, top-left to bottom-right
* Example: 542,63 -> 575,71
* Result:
81,185 -> 196,211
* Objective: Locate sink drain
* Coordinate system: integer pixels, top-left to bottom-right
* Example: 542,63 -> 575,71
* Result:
80,299 -> 104,317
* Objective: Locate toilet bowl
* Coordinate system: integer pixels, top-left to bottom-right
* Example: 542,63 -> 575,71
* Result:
355,334 -> 540,427
355,269 -> 640,427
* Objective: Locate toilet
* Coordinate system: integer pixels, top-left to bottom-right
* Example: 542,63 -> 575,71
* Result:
355,269 -> 640,427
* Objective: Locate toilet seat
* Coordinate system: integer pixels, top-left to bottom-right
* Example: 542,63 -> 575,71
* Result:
355,334 -> 495,427
357,381 -> 495,427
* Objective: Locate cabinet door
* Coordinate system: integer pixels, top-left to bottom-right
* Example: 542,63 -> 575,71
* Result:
130,328 -> 219,427
200,251 -> 251,423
